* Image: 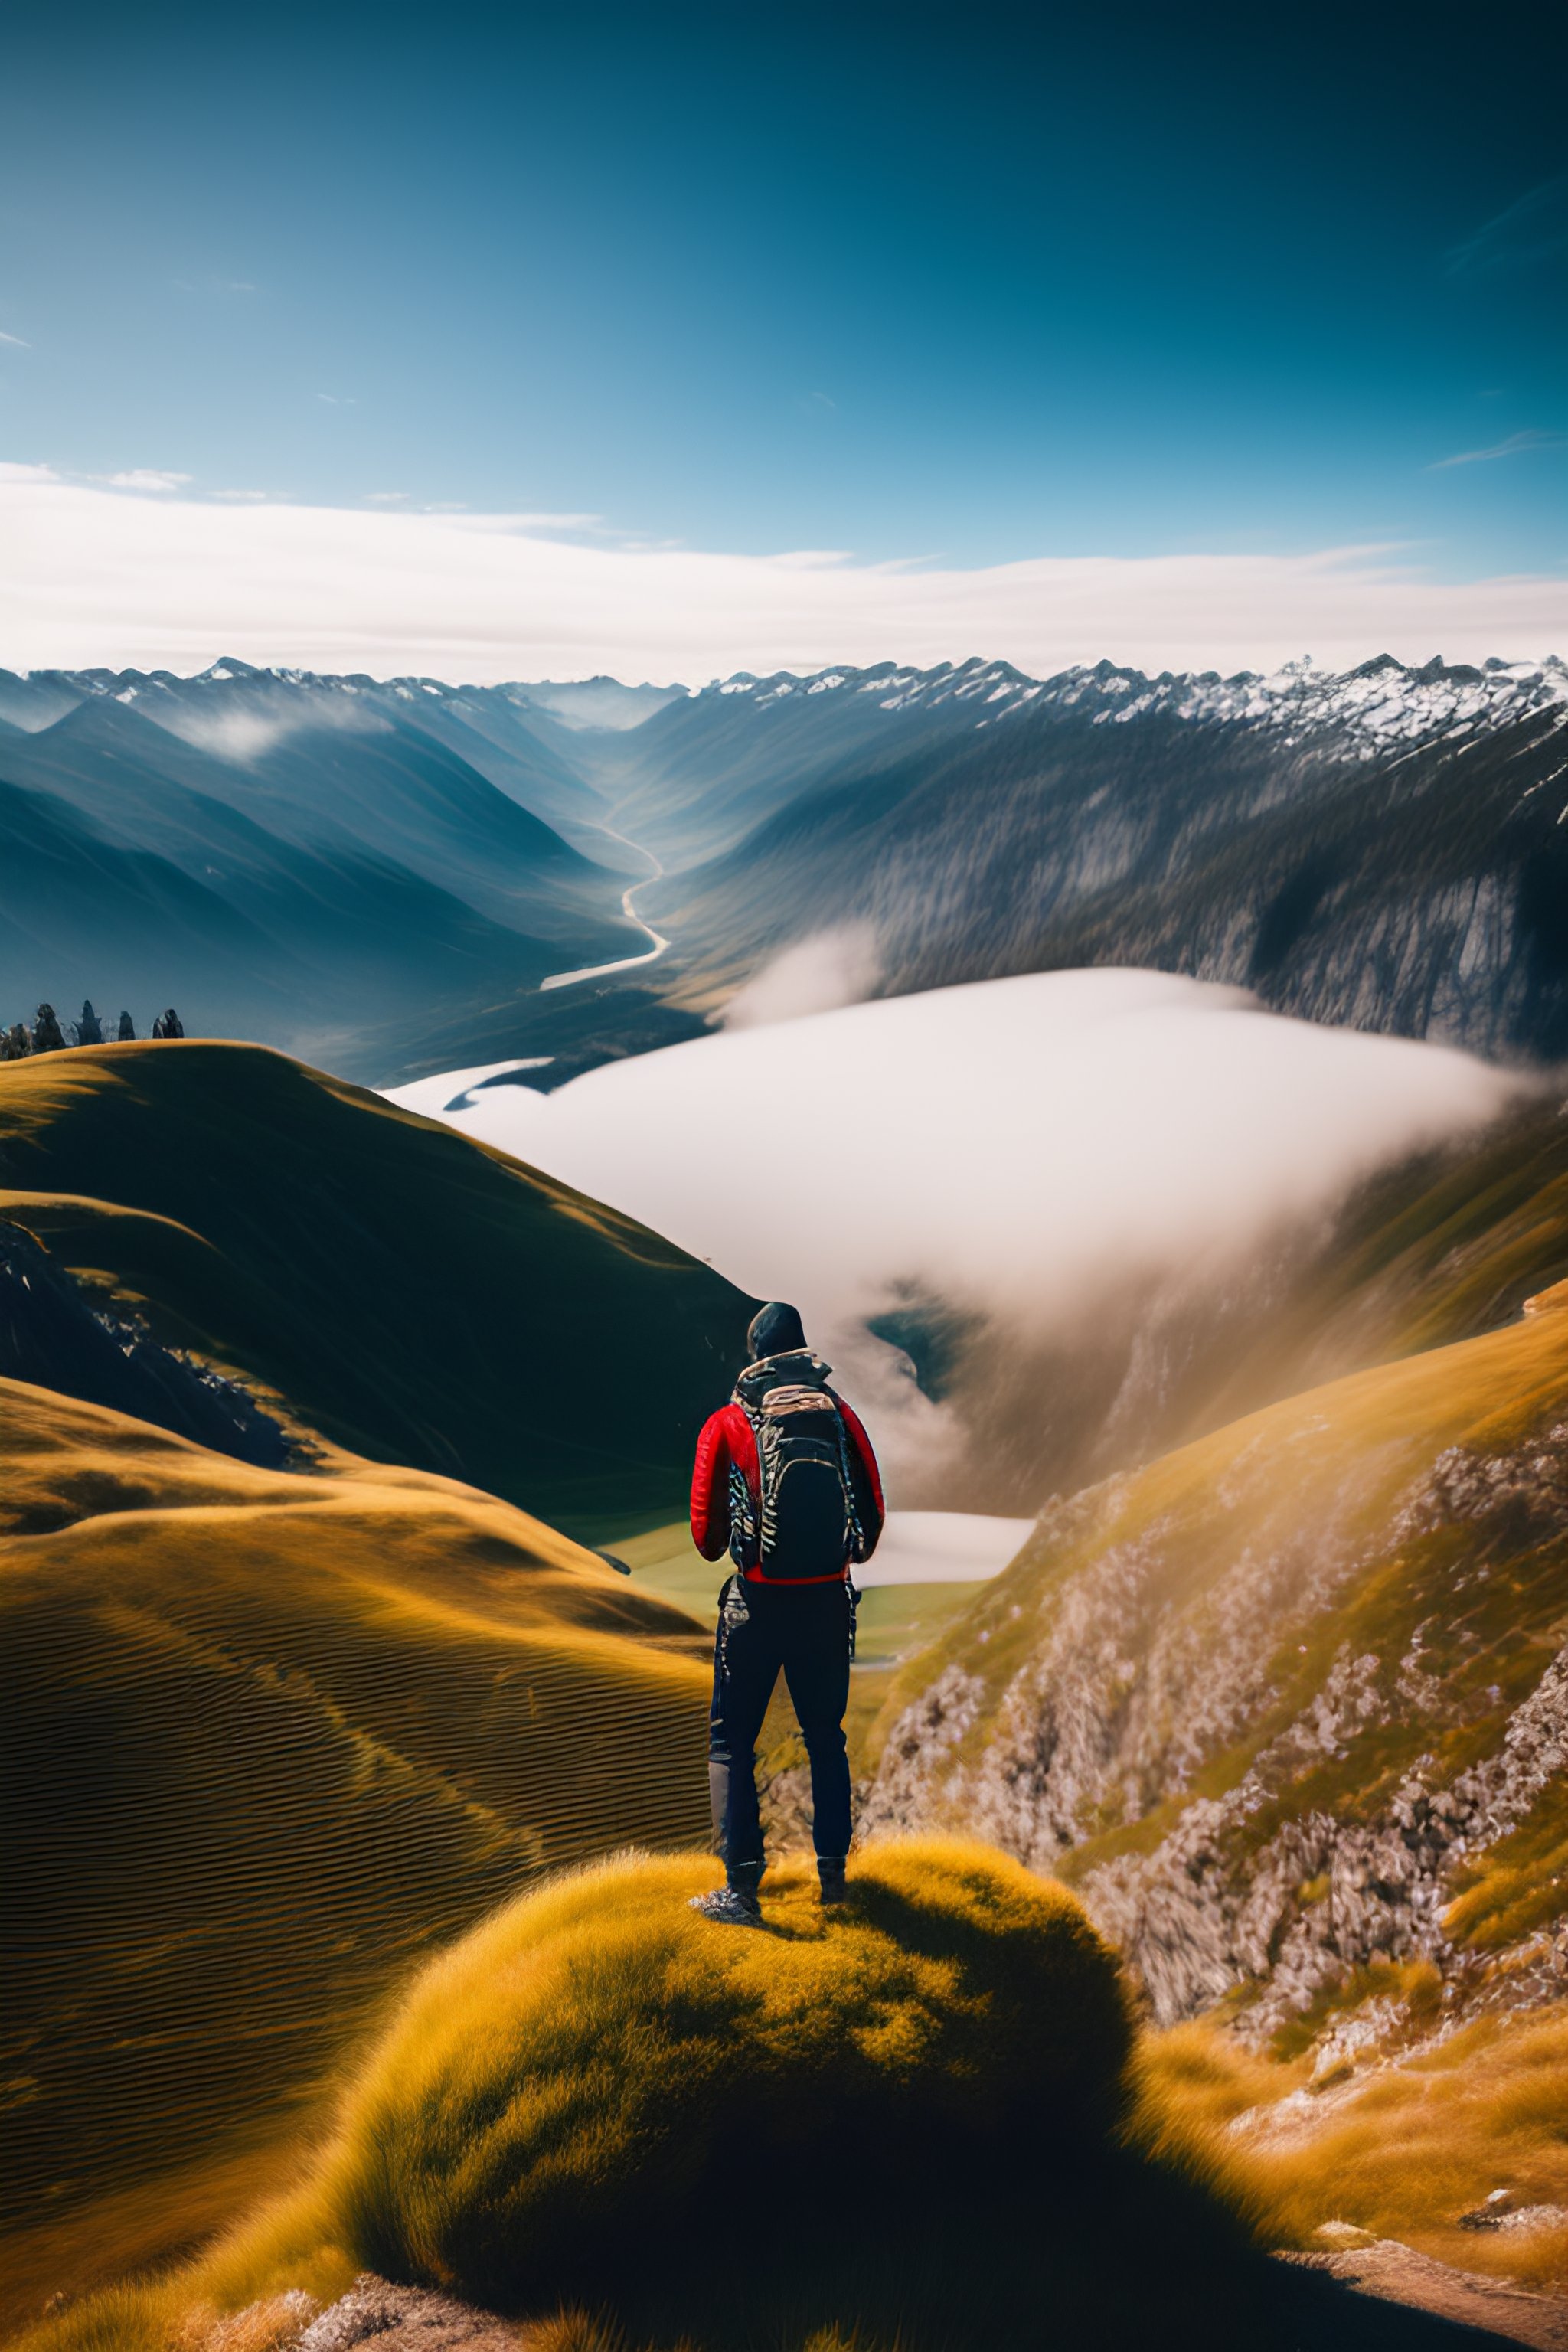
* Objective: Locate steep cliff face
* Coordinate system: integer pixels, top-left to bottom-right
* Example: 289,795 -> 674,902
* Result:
861,1281 -> 1568,2045
653,658 -> 1568,1061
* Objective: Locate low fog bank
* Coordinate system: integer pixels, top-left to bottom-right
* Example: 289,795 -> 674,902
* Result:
390,969 -> 1525,1506
720,925 -> 881,1029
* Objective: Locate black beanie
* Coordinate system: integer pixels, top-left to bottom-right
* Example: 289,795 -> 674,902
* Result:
746,1300 -> 806,1361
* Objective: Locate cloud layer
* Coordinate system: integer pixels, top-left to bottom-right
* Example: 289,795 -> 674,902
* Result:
2,468 -> 1565,680
390,969 -> 1524,1498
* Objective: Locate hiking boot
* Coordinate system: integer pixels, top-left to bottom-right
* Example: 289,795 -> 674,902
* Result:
689,1886 -> 763,1927
818,1860 -> 850,1906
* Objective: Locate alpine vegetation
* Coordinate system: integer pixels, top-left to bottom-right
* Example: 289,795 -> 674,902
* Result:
41,1843 -> 1321,2352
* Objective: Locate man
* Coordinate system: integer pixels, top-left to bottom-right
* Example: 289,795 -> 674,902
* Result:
688,1300 -> 884,1926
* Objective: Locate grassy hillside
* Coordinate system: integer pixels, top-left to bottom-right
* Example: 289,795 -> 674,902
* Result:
864,1263 -> 1568,2048
0,1378 -> 712,2328
18,1844 -> 1325,2352
0,1040 -> 752,1539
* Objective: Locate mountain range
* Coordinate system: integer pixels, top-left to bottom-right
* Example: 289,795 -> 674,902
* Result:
634,654 -> 1568,1062
5,649 -> 1566,1086
0,662 -> 646,1083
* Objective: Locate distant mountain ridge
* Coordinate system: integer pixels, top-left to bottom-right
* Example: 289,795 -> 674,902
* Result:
0,658 -> 655,1081
6,648 -> 1567,1077
631,652 -> 1568,1063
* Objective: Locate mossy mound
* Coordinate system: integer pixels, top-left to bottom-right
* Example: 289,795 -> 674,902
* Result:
332,1839 -> 1126,2303
278,1842 -> 1278,2347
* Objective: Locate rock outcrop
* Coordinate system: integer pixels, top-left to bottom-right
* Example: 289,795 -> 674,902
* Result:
861,1295 -> 1568,2043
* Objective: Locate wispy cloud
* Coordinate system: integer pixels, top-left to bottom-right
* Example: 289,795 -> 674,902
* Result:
363,490 -> 407,505
1431,430 -> 1568,469
1,475 -> 1563,679
105,469 -> 194,493
214,488 -> 272,501
0,330 -> 31,349
316,393 -> 356,407
1446,178 -> 1568,276
456,510 -> 606,532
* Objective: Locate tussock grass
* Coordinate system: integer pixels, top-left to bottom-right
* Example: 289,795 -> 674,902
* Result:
1135,2008 -> 1568,2297
323,1839 -> 1131,2306
18,1844 -> 1285,2352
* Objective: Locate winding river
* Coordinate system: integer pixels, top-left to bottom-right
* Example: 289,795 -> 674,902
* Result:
540,826 -> 671,993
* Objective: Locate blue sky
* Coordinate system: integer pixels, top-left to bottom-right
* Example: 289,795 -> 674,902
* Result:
1,0 -> 1564,675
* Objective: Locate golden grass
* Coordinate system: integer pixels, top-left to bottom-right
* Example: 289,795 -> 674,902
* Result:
321,1838 -> 1130,2307
1132,2006 -> 1568,2298
1246,2004 -> 1568,2295
0,1039 -> 750,1536
0,1381 -> 712,2331
17,1844 -> 1290,2352
30,1849 -> 1563,2347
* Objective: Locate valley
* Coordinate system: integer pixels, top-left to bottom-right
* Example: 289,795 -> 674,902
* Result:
5,654 -> 1568,2350
13,10 -> 1568,2343
387,967 -> 1525,1508
8,650 -> 1568,1091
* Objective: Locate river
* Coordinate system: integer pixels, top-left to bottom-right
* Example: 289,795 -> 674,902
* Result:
541,827 -> 671,993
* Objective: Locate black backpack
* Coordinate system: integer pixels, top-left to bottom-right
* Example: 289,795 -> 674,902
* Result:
731,1351 -> 867,1580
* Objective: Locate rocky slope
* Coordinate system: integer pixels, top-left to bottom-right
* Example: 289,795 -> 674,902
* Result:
861,1276 -> 1568,2047
0,1215 -> 287,1464
649,655 -> 1568,1061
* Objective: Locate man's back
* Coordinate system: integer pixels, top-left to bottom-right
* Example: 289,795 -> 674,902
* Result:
689,1301 -> 884,1928
691,1344 -> 884,1582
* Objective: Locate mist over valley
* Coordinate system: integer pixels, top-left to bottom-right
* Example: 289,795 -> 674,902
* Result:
10,7 -> 1568,2338
6,646 -> 1568,1093
390,965 -> 1525,1512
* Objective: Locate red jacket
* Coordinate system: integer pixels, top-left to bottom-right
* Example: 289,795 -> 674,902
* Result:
691,1393 -> 884,1581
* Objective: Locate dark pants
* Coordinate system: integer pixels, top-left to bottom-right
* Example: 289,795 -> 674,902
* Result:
707,1573 -> 852,1886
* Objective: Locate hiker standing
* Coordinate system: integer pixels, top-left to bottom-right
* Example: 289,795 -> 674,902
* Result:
689,1301 -> 884,1925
